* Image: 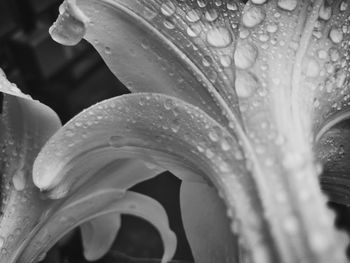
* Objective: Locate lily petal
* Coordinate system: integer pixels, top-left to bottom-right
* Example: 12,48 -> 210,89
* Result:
316,118 -> 350,206
220,1 -> 349,262
49,0 -> 245,128
18,190 -> 177,263
33,93 -> 272,262
180,182 -> 239,263
80,213 -> 121,261
0,71 -> 61,263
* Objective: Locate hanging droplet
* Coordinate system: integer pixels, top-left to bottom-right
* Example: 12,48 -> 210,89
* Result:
206,27 -> 233,48
242,6 -> 266,28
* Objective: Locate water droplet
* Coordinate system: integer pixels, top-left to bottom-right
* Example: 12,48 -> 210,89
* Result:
234,42 -> 258,69
205,9 -> 219,22
104,46 -> 111,54
304,58 -> 320,78
340,1 -> 348,12
266,22 -> 278,33
187,24 -> 202,37
319,4 -> 332,20
220,55 -> 232,67
186,10 -> 201,22
329,27 -> 343,44
197,0 -> 207,8
12,170 -> 26,191
235,71 -> 259,98
206,27 -> 233,48
277,0 -> 297,11
252,0 -> 267,4
242,6 -> 266,28
0,237 -> 4,249
227,2 -> 238,11
160,1 -> 176,17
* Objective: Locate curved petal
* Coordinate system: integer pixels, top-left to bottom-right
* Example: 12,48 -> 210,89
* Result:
222,1 -> 349,262
316,118 -> 350,206
49,0 -> 246,129
17,190 -> 177,263
180,182 -> 239,263
33,93 -> 273,262
0,71 -> 61,263
80,213 -> 121,261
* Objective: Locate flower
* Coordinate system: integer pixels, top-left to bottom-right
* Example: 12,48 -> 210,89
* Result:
1,0 -> 350,263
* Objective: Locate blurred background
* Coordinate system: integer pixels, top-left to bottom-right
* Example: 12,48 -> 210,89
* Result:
2,0 -> 350,262
0,0 -> 192,262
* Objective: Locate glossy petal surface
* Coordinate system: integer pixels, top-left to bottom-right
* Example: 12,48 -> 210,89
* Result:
180,182 -> 239,263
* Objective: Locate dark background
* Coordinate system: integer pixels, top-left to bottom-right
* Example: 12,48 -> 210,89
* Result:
1,0 -> 350,262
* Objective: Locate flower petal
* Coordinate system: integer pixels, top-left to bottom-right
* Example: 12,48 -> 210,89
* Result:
17,190 -> 177,263
80,213 -> 121,261
180,182 -> 239,263
0,71 -> 61,263
49,0 -> 245,128
316,118 -> 350,206
227,1 -> 349,262
33,93 -> 272,262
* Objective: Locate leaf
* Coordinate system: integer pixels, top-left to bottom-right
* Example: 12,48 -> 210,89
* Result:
0,71 -> 61,263
33,93 -> 272,262
80,213 -> 121,261
180,182 -> 239,263
49,0 -> 246,129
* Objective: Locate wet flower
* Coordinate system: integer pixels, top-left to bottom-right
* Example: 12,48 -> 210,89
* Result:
1,0 -> 350,263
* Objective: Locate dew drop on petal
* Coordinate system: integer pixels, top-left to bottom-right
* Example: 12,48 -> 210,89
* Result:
242,6 -> 266,28
160,1 -> 176,17
206,27 -> 233,48
235,71 -> 259,98
252,0 -> 267,4
205,9 -> 219,22
319,5 -> 332,21
304,58 -> 320,78
329,27 -> 343,44
340,1 -> 348,12
12,170 -> 26,191
234,42 -> 258,69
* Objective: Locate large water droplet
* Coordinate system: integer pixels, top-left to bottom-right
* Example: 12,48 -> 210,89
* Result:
235,70 -> 259,98
242,6 -> 265,28
206,27 -> 233,48
329,27 -> 343,44
234,42 -> 258,69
